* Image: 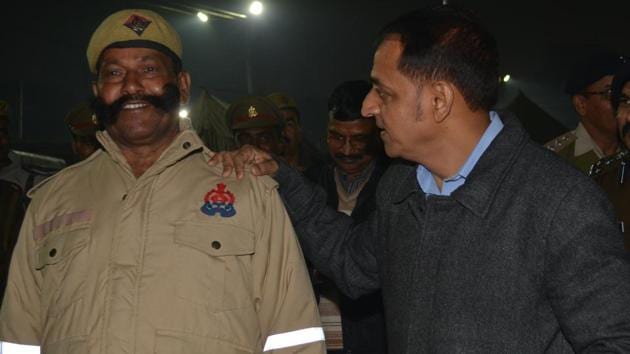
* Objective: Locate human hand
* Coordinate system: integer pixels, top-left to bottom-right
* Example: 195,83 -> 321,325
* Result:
208,145 -> 279,179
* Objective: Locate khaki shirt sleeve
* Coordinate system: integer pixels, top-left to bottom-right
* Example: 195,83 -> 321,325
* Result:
252,181 -> 325,354
0,206 -> 42,344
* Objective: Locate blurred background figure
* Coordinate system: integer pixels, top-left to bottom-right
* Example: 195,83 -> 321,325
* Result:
190,88 -> 235,152
0,100 -> 63,303
546,49 -> 627,172
268,92 -> 324,173
309,80 -> 388,354
64,101 -> 102,162
226,95 -> 286,156
589,64 -> 630,251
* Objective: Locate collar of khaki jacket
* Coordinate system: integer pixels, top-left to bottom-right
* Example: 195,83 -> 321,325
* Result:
574,122 -> 605,158
391,112 -> 527,219
95,122 -> 214,181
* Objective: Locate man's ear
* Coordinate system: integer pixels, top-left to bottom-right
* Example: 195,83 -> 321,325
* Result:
178,71 -> 192,105
430,80 -> 454,123
91,81 -> 98,97
572,95 -> 587,116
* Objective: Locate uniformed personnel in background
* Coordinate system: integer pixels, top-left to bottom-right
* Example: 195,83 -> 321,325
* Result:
545,49 -> 626,172
0,8 -> 324,354
227,95 -> 287,156
589,64 -> 630,251
267,92 -> 324,173
64,101 -> 102,161
0,102 -> 25,305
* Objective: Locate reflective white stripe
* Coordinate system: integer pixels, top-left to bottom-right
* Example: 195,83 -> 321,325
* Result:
0,342 -> 40,354
263,327 -> 325,351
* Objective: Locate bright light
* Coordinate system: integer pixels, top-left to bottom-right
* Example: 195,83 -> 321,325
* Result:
249,1 -> 263,15
502,74 -> 511,83
179,109 -> 189,118
197,12 -> 208,22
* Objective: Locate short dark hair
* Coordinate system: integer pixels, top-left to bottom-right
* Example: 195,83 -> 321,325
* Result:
327,80 -> 372,121
376,5 -> 499,111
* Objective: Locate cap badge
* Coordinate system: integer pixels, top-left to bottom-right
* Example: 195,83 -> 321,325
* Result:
124,14 -> 152,36
201,183 -> 236,218
248,105 -> 258,118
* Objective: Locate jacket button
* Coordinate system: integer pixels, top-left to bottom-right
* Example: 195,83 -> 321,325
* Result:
211,241 -> 221,249
49,248 -> 57,257
182,142 -> 191,149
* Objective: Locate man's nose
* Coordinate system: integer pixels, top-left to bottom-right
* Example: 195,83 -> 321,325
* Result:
361,89 -> 379,119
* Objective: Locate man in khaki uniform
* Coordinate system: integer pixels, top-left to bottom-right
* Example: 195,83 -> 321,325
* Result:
64,102 -> 102,162
589,64 -> 630,251
545,49 -> 626,172
227,96 -> 287,157
0,9 -> 324,354
267,92 -> 324,174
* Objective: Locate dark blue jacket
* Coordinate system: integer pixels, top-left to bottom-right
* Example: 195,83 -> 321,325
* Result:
275,114 -> 630,353
308,157 -> 389,354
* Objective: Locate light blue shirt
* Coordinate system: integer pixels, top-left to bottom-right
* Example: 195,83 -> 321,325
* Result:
416,111 -> 504,196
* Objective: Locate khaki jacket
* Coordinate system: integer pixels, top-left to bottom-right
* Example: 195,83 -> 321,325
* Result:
0,129 -> 324,354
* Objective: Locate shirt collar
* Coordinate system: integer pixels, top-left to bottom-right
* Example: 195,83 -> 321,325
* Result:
574,122 -> 605,158
416,111 -> 504,196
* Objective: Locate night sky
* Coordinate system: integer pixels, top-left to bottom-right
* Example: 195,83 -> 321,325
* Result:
1,0 -> 629,157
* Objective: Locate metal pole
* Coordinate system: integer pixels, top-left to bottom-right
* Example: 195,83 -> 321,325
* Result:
246,22 -> 254,94
18,80 -> 24,140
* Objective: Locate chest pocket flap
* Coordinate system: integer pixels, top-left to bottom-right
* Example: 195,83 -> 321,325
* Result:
36,226 -> 90,270
174,222 -> 254,257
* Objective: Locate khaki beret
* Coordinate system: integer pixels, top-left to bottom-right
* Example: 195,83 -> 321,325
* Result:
267,92 -> 298,112
64,102 -> 99,137
226,96 -> 284,131
87,9 -> 182,73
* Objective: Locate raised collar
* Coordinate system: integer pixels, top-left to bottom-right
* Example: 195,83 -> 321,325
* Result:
392,112 -> 528,218
96,128 -> 207,180
574,122 -> 605,158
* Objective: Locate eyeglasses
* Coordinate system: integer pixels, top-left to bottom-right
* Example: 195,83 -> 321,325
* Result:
618,95 -> 630,109
580,89 -> 612,100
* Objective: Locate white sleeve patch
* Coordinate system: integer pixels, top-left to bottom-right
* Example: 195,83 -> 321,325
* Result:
0,342 -> 40,354
263,327 -> 325,351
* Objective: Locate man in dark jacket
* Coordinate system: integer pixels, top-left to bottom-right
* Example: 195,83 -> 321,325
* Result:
313,80 -> 388,353
213,5 -> 630,353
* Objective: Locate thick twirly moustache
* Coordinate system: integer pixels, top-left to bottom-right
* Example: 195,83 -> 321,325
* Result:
91,84 -> 181,127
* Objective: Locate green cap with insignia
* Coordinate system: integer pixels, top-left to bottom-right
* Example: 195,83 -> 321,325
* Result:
226,96 -> 284,130
86,9 -> 182,73
64,102 -> 100,137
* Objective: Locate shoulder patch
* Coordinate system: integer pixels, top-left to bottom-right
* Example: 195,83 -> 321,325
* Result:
589,149 -> 630,177
544,132 -> 577,152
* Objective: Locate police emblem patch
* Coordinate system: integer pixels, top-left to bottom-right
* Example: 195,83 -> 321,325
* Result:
124,14 -> 152,36
248,105 -> 258,118
201,183 -> 236,217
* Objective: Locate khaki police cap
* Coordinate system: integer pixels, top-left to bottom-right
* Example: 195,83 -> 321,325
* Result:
64,102 -> 99,137
226,96 -> 284,131
267,92 -> 298,111
87,9 -> 182,73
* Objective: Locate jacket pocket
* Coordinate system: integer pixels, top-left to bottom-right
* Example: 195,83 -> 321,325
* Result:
173,222 -> 255,311
35,224 -> 90,317
154,329 -> 253,354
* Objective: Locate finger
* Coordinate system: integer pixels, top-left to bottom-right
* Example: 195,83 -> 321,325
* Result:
222,155 -> 235,178
252,160 -> 279,176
